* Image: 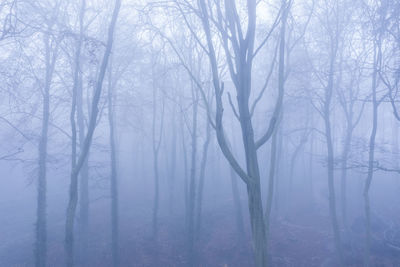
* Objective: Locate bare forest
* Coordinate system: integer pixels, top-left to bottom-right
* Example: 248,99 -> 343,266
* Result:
0,0 -> 400,266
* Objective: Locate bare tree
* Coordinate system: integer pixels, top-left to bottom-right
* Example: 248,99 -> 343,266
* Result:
65,0 -> 121,265
166,0 -> 290,265
336,56 -> 366,229
362,3 -> 386,265
306,0 -> 349,262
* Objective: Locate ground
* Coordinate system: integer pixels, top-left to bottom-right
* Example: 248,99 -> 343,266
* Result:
2,201 -> 400,266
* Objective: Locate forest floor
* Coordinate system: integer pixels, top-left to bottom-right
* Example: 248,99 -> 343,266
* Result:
2,201 -> 400,267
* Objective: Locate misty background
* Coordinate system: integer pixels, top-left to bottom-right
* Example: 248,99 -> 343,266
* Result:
0,0 -> 400,266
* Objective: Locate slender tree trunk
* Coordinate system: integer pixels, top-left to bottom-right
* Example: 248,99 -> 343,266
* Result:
265,124 -> 278,240
77,81 -> 89,263
274,124 -> 284,219
364,42 -> 380,267
108,59 -> 119,267
239,97 -> 267,267
187,86 -> 198,265
181,112 -> 189,223
65,1 -> 121,265
323,18 -> 342,263
168,108 -> 177,214
230,166 -> 245,240
308,127 -> 314,209
325,117 -> 342,262
195,119 -> 211,238
151,97 -> 159,240
340,117 -> 352,229
392,117 -> 399,176
72,1 -> 89,262
227,120 -> 245,241
151,78 -> 164,240
35,31 -> 57,267
287,136 -> 307,215
152,144 -> 160,240
273,4 -> 287,224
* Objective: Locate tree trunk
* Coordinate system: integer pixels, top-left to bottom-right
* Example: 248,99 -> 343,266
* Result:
35,30 -> 57,267
226,120 -> 245,241
74,1 -> 89,262
230,166 -> 245,240
151,94 -> 159,240
181,111 -> 189,224
77,82 -> 89,263
108,59 -> 119,267
151,75 -> 164,240
274,124 -> 284,219
247,182 -> 268,267
308,128 -> 314,209
187,86 -> 198,265
168,108 -> 177,214
265,124 -> 278,239
340,119 -> 352,229
364,41 -> 380,267
325,122 -> 342,262
323,16 -> 342,263
65,1 -> 121,265
287,136 -> 307,215
195,119 -> 211,238
239,103 -> 268,267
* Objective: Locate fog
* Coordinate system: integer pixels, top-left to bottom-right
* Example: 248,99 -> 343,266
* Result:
0,0 -> 399,266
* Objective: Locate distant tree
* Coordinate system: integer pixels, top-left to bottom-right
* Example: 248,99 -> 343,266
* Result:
150,52 -> 165,241
107,54 -> 120,267
362,1 -> 387,265
33,2 -> 62,266
305,0 -> 350,262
